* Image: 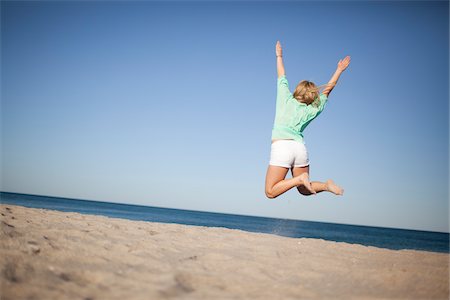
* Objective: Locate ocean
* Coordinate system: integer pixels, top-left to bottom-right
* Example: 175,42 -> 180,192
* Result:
1,191 -> 448,253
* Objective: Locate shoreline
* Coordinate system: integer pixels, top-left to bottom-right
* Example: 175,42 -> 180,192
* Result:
2,192 -> 448,253
1,204 -> 449,299
3,191 -> 447,235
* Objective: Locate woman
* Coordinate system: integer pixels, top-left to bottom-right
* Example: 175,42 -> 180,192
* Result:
265,41 -> 350,199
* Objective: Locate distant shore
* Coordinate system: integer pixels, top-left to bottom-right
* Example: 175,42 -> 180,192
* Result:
1,204 -> 448,299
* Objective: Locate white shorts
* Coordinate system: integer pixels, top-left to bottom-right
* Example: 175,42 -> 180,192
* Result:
269,139 -> 310,168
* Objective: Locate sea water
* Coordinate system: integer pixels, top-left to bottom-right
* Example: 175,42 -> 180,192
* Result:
1,191 -> 448,253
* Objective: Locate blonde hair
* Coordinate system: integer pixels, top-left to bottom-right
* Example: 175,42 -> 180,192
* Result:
293,80 -> 336,107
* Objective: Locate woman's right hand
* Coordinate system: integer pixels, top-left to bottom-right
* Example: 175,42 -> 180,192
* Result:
276,41 -> 283,57
337,55 -> 351,72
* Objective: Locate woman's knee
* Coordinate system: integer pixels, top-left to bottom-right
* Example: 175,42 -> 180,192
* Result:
265,189 -> 276,199
297,186 -> 314,196
265,186 -> 278,199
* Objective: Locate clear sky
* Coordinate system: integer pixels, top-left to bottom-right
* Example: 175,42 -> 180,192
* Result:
2,1 -> 448,232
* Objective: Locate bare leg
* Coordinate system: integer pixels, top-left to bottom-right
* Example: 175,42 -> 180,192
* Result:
265,165 -> 315,199
309,180 -> 344,195
291,166 -> 344,196
325,179 -> 344,195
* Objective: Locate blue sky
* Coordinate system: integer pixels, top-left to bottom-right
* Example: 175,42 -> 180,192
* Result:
2,1 -> 448,232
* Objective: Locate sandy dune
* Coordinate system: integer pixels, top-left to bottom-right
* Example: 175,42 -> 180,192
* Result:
1,204 -> 448,299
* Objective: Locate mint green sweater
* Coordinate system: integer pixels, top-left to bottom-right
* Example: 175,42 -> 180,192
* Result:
271,75 -> 328,144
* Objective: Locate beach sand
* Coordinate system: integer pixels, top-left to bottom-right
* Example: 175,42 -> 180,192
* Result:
1,204 -> 448,299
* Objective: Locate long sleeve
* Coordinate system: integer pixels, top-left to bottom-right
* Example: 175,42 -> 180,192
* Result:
276,75 -> 292,106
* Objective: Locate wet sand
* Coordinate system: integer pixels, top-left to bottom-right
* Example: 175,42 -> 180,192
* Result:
1,204 -> 448,299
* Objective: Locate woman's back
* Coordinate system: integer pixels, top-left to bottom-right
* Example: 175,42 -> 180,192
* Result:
272,75 -> 329,144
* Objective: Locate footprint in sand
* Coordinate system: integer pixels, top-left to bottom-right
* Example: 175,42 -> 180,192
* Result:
179,255 -> 198,262
2,261 -> 35,283
3,262 -> 19,283
57,271 -> 89,287
43,235 -> 60,250
146,229 -> 159,236
160,272 -> 195,297
26,240 -> 41,254
1,220 -> 21,238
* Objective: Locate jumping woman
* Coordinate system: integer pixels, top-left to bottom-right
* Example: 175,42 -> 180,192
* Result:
265,41 -> 350,199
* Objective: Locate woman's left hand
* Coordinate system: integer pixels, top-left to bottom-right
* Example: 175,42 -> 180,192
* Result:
276,41 -> 283,57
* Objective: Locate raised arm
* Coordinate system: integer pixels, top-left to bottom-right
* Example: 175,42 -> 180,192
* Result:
276,41 -> 285,78
322,55 -> 351,98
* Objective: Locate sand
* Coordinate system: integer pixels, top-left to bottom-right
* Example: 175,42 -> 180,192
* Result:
0,204 -> 448,300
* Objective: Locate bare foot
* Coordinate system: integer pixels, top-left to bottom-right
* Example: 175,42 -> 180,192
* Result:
326,179 -> 344,195
297,173 -> 316,195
